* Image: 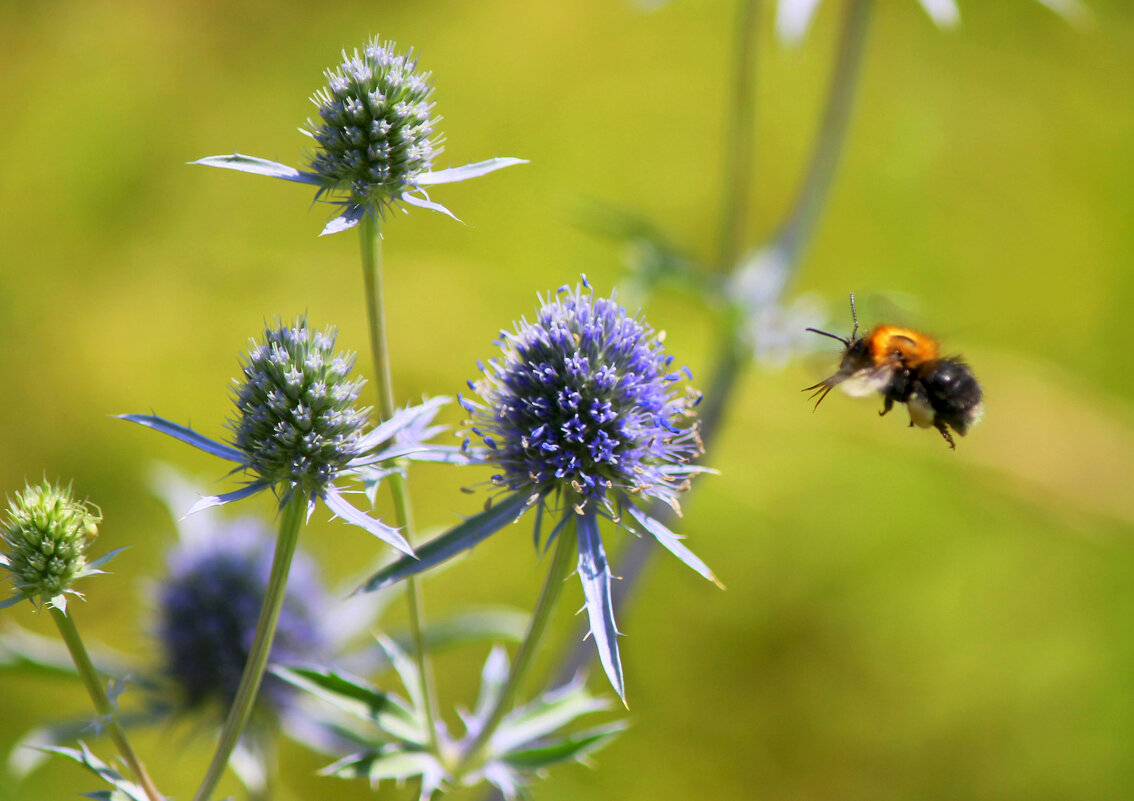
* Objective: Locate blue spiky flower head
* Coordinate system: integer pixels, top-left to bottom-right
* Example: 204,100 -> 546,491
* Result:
362,279 -> 719,703
463,277 -> 704,514
304,38 -> 438,217
158,515 -> 328,715
230,317 -> 368,498
0,481 -> 111,610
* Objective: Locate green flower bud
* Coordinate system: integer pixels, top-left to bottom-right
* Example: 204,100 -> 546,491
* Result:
1,481 -> 101,606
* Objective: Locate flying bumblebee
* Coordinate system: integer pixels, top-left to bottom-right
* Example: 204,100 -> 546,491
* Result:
803,294 -> 983,449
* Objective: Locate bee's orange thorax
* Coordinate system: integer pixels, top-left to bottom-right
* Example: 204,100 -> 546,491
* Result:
866,325 -> 939,368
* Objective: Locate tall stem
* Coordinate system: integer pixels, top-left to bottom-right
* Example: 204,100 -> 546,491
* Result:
552,0 -> 873,690
459,520 -> 578,773
50,606 -> 163,801
775,0 -> 872,267
358,214 -> 441,754
717,0 -> 761,272
192,492 -> 305,801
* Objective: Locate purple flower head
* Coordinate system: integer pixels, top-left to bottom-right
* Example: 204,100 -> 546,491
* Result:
361,279 -> 721,702
158,516 -> 328,715
463,278 -> 704,514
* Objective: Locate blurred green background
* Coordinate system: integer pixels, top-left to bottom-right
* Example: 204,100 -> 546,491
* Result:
1,0 -> 1132,799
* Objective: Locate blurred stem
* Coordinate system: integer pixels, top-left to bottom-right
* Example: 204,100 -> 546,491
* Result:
192,492 -> 304,801
775,0 -> 872,267
458,519 -> 578,774
552,0 -> 873,691
359,214 -> 441,756
50,606 -> 163,801
717,0 -> 760,272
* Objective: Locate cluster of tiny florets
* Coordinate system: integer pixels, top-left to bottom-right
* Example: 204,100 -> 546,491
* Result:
304,37 -> 438,212
1,481 -> 100,603
230,318 -> 368,496
157,520 -> 327,713
462,282 -> 702,508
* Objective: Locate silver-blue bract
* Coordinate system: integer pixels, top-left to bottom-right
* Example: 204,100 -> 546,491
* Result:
358,279 -> 721,701
192,36 -> 525,235
121,317 -> 454,556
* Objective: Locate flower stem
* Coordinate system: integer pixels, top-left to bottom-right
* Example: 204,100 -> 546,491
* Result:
50,606 -> 163,801
191,492 -> 305,801
551,0 -> 873,693
774,0 -> 872,267
458,518 -> 578,773
358,214 -> 441,755
716,0 -> 761,272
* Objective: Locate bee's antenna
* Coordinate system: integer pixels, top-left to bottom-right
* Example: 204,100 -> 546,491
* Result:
804,328 -> 849,346
848,292 -> 859,340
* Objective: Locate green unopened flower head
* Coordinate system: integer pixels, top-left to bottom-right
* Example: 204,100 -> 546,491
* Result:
304,38 -> 438,216
0,481 -> 102,608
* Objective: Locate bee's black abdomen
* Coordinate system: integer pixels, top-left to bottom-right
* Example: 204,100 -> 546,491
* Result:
920,359 -> 983,435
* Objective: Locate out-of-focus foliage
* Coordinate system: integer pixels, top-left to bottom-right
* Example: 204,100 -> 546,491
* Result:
0,1 -> 1131,799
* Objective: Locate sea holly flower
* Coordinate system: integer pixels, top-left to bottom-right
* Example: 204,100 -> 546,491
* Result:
359,278 -> 721,700
775,0 -> 1087,43
0,481 -> 121,612
194,36 -> 525,235
157,508 -> 329,717
121,316 -> 450,556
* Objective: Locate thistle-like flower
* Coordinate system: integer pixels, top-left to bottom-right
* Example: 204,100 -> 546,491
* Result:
121,316 -> 451,555
158,514 -> 328,716
0,481 -> 119,611
194,36 -> 525,235
359,279 -> 721,700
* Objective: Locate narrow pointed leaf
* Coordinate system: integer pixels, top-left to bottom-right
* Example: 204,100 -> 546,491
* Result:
186,483 -> 269,515
625,505 -> 722,588
415,158 -> 528,186
323,488 -> 414,556
401,192 -> 461,222
502,721 -> 629,769
273,666 -> 422,743
356,396 -> 450,452
576,512 -> 625,702
320,205 -> 364,236
0,593 -> 29,610
191,153 -> 323,184
37,744 -> 147,801
355,492 -> 532,595
83,547 -> 128,573
493,682 -> 609,754
118,415 -> 245,462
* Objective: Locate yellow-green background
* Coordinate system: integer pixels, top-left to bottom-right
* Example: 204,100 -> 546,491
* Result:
1,0 -> 1131,799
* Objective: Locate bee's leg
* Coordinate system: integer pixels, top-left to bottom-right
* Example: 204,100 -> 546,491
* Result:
878,397 -> 894,417
935,422 -> 956,450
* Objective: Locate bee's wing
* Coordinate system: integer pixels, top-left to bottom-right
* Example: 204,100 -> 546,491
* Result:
838,365 -> 895,398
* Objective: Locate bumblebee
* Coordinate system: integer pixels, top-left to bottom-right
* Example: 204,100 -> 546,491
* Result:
803,294 -> 983,449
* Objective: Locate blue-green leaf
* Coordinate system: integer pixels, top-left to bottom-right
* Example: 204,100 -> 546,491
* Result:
354,492 -> 533,595
576,511 -> 625,703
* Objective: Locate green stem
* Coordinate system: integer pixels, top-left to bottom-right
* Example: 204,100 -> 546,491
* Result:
716,0 -> 761,272
775,0 -> 872,267
552,1 -> 875,697
458,519 -> 578,773
50,606 -> 163,801
358,214 -> 441,755
191,492 -> 305,801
